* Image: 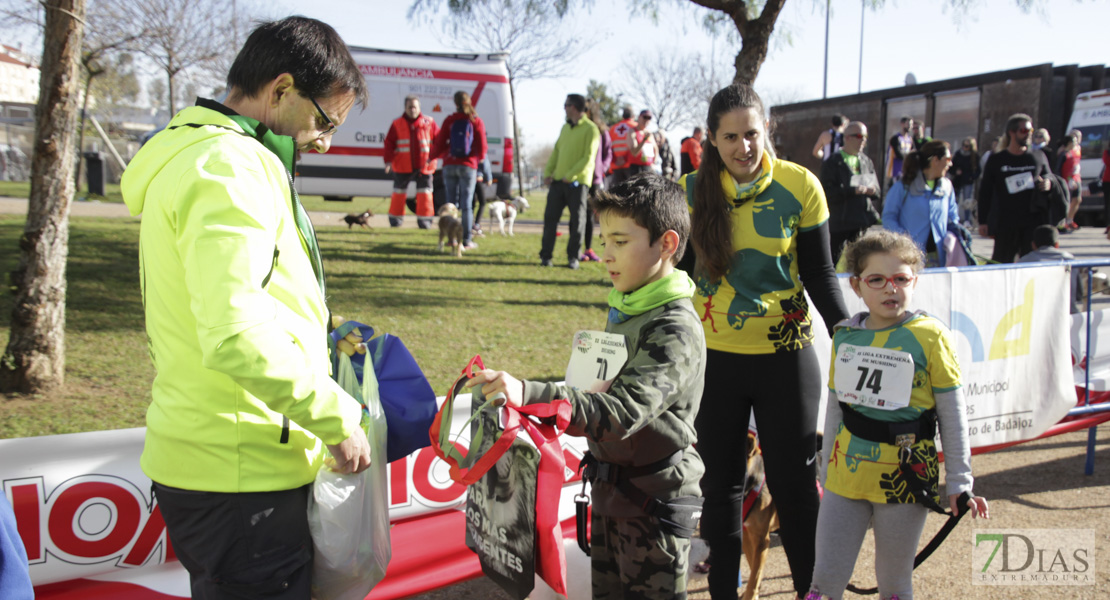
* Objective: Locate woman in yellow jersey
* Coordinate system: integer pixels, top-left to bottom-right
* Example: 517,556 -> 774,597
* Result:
679,83 -> 850,600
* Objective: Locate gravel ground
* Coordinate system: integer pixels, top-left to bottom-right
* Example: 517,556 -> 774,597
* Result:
410,425 -> 1110,599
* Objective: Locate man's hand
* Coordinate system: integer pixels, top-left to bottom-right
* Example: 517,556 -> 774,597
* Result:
465,369 -> 523,408
544,176 -> 553,187
384,164 -> 392,174
1036,176 -> 1051,192
327,429 -> 372,474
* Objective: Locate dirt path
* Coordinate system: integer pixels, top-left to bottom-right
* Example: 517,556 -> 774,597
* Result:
0,196 -> 552,235
410,425 -> 1109,599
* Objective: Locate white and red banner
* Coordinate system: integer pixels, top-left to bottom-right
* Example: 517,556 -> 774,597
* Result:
0,263 -> 1092,599
811,263 -> 1077,448
3,392 -> 589,600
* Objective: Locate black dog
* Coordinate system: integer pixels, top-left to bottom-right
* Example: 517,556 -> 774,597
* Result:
342,209 -> 373,229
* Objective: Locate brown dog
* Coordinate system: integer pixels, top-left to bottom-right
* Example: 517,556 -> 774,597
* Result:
694,431 -> 779,600
436,203 -> 464,257
739,431 -> 779,600
341,209 -> 373,229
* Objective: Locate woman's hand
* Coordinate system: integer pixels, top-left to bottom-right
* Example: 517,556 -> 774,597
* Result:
951,493 -> 990,519
465,369 -> 524,408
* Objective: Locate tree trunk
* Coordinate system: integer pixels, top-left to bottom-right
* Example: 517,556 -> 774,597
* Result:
74,71 -> 94,191
726,0 -> 787,86
508,76 -> 526,198
1,0 -> 86,394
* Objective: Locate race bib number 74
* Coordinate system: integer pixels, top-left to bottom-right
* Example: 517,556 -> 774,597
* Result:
833,344 -> 915,410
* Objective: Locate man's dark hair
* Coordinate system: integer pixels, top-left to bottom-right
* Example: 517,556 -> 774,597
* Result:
226,16 -> 368,107
592,172 -> 690,264
621,106 -> 634,120
565,94 -> 586,112
832,114 -> 847,128
900,115 -> 912,124
1031,224 -> 1059,249
1006,113 -> 1033,133
693,126 -> 703,135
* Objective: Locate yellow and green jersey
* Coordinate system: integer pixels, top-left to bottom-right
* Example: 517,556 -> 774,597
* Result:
680,155 -> 830,354
825,311 -> 962,503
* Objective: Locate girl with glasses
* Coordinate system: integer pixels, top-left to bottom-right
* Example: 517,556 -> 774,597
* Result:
807,230 -> 988,600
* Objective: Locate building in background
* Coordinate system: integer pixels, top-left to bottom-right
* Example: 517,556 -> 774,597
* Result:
771,63 -> 1107,222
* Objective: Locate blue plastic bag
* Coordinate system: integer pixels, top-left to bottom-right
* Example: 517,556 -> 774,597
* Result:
330,321 -> 437,462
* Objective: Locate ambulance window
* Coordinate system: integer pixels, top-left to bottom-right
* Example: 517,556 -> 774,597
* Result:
1077,125 -> 1108,160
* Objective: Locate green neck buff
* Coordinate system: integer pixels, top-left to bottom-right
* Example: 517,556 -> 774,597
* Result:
607,270 -> 695,323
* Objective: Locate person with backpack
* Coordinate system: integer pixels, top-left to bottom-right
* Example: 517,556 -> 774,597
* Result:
431,91 -> 488,250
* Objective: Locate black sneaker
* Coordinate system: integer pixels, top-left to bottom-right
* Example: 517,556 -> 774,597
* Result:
568,259 -> 580,270
540,259 -> 553,267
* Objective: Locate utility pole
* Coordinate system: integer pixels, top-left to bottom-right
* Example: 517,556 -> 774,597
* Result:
822,0 -> 830,99
858,0 -> 865,94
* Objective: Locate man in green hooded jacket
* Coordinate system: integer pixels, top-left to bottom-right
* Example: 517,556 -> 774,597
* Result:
122,17 -> 370,598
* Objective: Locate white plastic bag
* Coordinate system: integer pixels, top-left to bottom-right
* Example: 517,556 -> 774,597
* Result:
307,353 -> 391,600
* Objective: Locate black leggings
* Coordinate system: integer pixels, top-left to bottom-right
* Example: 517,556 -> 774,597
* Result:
696,346 -> 823,599
472,182 -> 488,230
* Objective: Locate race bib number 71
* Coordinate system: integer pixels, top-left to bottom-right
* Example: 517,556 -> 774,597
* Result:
566,331 -> 628,394
833,344 -> 915,410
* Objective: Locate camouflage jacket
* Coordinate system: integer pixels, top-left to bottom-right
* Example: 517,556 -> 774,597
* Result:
523,298 -> 706,517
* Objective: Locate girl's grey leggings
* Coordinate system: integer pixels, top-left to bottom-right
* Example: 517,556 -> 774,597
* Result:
809,488 -> 928,600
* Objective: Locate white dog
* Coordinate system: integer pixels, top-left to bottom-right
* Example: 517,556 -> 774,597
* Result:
487,196 -> 530,236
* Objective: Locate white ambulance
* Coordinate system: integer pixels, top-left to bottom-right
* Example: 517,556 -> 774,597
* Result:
295,47 -> 516,203
1065,88 -> 1110,222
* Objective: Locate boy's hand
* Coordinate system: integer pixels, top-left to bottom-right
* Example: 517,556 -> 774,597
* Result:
466,369 -> 524,408
950,493 -> 990,519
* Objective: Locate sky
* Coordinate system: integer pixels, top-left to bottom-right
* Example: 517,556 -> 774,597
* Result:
242,0 -> 1106,151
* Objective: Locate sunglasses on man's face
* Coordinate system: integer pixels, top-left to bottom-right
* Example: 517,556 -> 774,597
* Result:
310,97 -> 337,137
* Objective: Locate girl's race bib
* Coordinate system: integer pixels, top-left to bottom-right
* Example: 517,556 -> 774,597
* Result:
833,344 -> 914,410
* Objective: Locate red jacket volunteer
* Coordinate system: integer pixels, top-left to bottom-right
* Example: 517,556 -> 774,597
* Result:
384,113 -> 438,175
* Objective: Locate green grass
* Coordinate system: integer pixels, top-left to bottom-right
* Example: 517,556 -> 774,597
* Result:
0,180 -> 124,203
0,213 -> 609,439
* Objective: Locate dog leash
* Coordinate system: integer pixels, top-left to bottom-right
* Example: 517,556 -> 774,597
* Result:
845,491 -> 972,596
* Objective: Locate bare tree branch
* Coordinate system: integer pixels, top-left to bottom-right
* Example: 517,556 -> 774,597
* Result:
618,51 -> 706,133
132,0 -> 233,114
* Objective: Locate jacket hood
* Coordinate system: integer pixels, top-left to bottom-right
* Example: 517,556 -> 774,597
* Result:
123,99 -> 296,216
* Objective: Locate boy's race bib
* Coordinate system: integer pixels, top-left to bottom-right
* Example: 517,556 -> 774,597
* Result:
1004,171 -> 1035,194
565,331 -> 628,394
833,344 -> 914,410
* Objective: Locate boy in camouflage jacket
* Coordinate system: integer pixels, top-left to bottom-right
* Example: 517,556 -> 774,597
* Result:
469,173 -> 707,598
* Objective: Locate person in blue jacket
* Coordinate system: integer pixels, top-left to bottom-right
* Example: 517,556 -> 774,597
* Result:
882,139 -> 961,267
1,494 -> 33,599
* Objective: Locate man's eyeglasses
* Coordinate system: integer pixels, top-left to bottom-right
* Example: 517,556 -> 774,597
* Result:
310,97 -> 337,137
848,133 -> 867,140
1015,126 -> 1032,134
857,274 -> 916,289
